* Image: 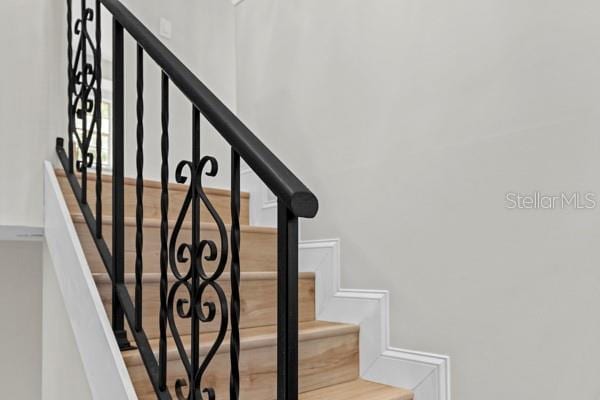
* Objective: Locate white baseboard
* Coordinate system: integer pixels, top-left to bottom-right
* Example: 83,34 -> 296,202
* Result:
299,239 -> 450,400
43,161 -> 138,400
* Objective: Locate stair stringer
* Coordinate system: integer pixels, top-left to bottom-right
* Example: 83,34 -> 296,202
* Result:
43,161 -> 138,400
299,239 -> 450,400
241,168 -> 450,400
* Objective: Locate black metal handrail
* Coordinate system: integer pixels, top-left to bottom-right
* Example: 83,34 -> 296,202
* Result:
58,0 -> 317,399
102,0 -> 318,219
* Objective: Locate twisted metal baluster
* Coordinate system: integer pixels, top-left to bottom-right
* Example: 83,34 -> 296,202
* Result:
80,0 -> 88,204
135,44 -> 144,332
94,0 -> 102,238
159,71 -> 170,391
230,149 -> 241,400
67,0 -> 74,174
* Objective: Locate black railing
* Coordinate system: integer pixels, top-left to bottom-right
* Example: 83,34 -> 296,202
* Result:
57,0 -> 318,399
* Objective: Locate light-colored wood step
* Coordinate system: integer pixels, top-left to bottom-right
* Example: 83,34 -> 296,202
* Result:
56,169 -> 250,225
299,379 -> 413,400
94,272 -> 315,338
126,321 -> 359,399
73,214 -> 276,274
58,171 -> 413,400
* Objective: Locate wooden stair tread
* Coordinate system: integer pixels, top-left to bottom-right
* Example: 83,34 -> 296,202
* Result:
299,379 -> 413,400
55,168 -> 250,198
58,171 -> 404,398
74,212 -> 277,273
57,169 -> 251,225
93,271 -> 315,283
70,212 -> 274,233
127,320 -> 359,398
123,320 -> 358,366
94,272 -> 316,337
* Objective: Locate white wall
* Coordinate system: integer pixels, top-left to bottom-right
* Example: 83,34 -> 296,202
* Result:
0,241 -> 42,399
0,242 -> 92,400
0,0 -> 66,227
233,1 -> 600,399
42,244 -> 92,400
0,3 -> 96,399
0,0 -> 236,228
113,0 -> 236,188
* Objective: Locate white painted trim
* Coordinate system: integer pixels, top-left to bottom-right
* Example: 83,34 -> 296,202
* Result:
299,239 -> 451,400
239,150 -> 450,398
0,225 -> 44,241
241,167 -> 277,227
43,161 -> 138,400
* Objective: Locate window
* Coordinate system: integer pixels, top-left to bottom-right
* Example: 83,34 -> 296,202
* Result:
75,99 -> 112,170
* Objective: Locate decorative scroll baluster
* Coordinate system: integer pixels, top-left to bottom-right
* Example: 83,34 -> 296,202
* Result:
166,110 -> 229,398
70,0 -> 100,209
230,150 -> 241,400
278,201 -> 299,400
159,71 -> 170,391
66,0 -> 74,174
94,0 -> 102,238
135,44 -> 144,332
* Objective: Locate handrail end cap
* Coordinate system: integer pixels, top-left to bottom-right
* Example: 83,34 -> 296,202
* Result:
291,192 -> 319,218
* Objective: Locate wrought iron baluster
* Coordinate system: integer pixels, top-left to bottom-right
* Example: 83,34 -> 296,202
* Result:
277,201 -> 299,400
94,0 -> 102,238
135,44 -> 144,332
111,17 -> 131,350
230,149 -> 241,400
159,71 -> 170,391
190,107 -> 201,399
62,2 -> 318,398
66,0 -> 74,174
80,0 -> 89,204
166,117 -> 229,399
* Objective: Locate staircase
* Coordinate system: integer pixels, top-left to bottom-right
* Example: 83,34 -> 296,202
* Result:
59,0 -> 415,397
57,170 -> 412,400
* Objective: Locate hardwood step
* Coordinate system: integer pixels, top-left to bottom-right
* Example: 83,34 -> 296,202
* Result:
73,214 -> 276,274
299,379 -> 413,400
56,169 -> 250,225
57,171 -> 413,399
94,272 -> 316,338
125,321 -> 359,399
